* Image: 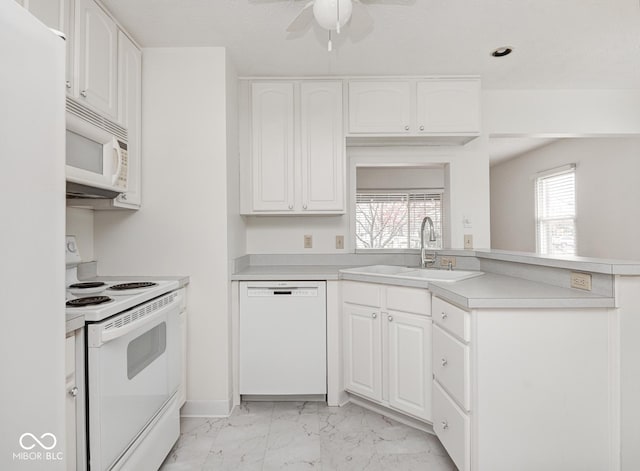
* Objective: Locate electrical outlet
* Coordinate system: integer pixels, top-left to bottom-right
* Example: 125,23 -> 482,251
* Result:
335,235 -> 344,250
571,272 -> 592,291
304,234 -> 313,249
464,234 -> 473,249
440,256 -> 457,268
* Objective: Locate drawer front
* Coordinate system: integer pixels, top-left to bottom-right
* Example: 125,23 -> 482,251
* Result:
433,325 -> 470,410
342,281 -> 382,307
386,286 -> 431,316
433,380 -> 469,471
433,296 -> 470,341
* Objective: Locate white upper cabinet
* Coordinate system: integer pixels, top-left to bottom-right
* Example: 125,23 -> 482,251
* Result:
20,0 -> 74,92
77,0 -> 118,118
300,81 -> 344,212
348,78 -> 481,141
348,81 -> 411,133
115,31 -> 141,208
247,80 -> 345,215
416,79 -> 481,134
251,82 -> 295,212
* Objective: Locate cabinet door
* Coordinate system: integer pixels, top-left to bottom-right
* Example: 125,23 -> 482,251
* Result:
65,334 -> 77,471
348,81 -> 411,133
251,82 -> 295,211
343,303 -> 382,402
77,0 -> 117,118
416,79 -> 480,134
115,31 -> 142,208
300,81 -> 344,212
386,310 -> 432,421
22,0 -> 74,93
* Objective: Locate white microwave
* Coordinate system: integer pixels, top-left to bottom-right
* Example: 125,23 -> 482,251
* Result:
66,98 -> 128,198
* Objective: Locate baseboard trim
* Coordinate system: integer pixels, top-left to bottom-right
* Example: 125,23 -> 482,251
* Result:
241,394 -> 326,402
180,398 -> 233,418
347,394 -> 436,436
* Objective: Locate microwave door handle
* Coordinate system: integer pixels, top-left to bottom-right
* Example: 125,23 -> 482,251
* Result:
111,139 -> 122,186
99,301 -> 178,345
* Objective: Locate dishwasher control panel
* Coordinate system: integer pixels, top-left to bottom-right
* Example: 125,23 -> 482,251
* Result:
246,287 -> 318,297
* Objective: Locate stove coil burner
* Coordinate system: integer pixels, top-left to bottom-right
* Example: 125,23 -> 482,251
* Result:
66,296 -> 113,307
109,282 -> 158,291
69,282 -> 107,289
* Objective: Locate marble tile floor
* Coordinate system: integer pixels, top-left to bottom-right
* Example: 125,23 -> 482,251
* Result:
160,401 -> 457,471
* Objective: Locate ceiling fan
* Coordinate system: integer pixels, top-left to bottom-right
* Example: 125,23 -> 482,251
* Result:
286,0 -> 375,51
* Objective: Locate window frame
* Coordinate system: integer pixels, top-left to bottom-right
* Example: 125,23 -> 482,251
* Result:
354,188 -> 444,252
534,164 -> 577,256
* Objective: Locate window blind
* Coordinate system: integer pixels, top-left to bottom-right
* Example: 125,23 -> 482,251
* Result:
356,191 -> 442,249
535,167 -> 576,255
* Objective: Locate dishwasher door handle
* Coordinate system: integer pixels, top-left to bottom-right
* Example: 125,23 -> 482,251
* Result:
273,290 -> 293,295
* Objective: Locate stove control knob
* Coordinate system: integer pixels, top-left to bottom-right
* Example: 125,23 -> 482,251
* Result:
67,241 -> 77,253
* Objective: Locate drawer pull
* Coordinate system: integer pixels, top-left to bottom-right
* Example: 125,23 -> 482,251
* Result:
441,312 -> 448,320
441,420 -> 449,430
388,315 -> 393,322
372,313 -> 377,319
441,358 -> 448,367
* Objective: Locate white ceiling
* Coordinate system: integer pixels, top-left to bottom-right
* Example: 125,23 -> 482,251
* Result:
101,0 -> 640,89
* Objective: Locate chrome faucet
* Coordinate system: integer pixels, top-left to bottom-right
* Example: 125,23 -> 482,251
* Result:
420,216 -> 437,268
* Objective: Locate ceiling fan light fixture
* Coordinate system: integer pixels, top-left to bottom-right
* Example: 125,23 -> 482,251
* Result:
313,0 -> 353,31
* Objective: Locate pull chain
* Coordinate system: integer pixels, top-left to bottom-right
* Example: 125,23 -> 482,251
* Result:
328,30 -> 333,51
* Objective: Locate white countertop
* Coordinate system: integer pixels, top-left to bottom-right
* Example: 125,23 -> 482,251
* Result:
231,265 -> 345,280
232,264 -> 615,309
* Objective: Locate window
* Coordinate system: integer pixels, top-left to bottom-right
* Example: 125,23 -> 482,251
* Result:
355,190 -> 443,250
535,165 -> 576,255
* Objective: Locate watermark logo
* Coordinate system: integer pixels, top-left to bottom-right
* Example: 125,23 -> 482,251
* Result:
19,433 -> 57,451
12,433 -> 63,462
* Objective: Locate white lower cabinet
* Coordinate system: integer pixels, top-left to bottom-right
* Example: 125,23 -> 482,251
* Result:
65,334 -> 77,471
343,281 -> 432,422
432,295 -> 612,471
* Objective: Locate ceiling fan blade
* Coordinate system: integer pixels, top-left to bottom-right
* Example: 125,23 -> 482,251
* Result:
350,0 -> 374,40
286,1 -> 315,33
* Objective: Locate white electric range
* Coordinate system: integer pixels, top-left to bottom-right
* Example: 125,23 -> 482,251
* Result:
65,236 -> 182,471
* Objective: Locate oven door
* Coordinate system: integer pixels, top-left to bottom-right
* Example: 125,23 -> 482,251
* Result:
87,291 -> 181,471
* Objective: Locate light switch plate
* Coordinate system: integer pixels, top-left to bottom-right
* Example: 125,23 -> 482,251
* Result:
336,235 -> 344,250
571,272 -> 592,291
304,234 -> 313,249
464,234 -> 473,249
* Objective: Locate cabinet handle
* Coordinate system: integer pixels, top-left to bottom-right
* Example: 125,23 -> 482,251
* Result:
65,81 -> 71,89
120,193 -> 127,201
441,420 -> 449,430
441,358 -> 448,367
372,313 -> 377,319
441,312 -> 448,320
388,315 -> 393,322
80,90 -> 87,97
69,386 -> 79,397
420,125 -> 425,131
288,204 -> 293,210
303,204 -> 308,210
404,125 -> 410,131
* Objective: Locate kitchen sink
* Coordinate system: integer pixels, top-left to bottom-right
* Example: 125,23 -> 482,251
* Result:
340,265 -> 415,275
340,265 -> 484,283
400,268 -> 484,282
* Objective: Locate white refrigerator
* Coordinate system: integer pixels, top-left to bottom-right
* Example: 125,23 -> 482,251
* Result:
0,2 -> 66,470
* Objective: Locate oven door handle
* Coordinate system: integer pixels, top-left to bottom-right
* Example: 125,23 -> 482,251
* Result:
98,299 -> 178,345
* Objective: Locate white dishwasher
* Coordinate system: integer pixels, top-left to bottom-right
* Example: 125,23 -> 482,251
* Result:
239,281 -> 327,396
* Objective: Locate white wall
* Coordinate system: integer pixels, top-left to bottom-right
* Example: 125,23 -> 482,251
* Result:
1,3 -> 66,468
94,47 -> 243,415
66,207 -> 94,261
484,90 -> 640,136
491,137 -> 640,260
356,166 -> 444,189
